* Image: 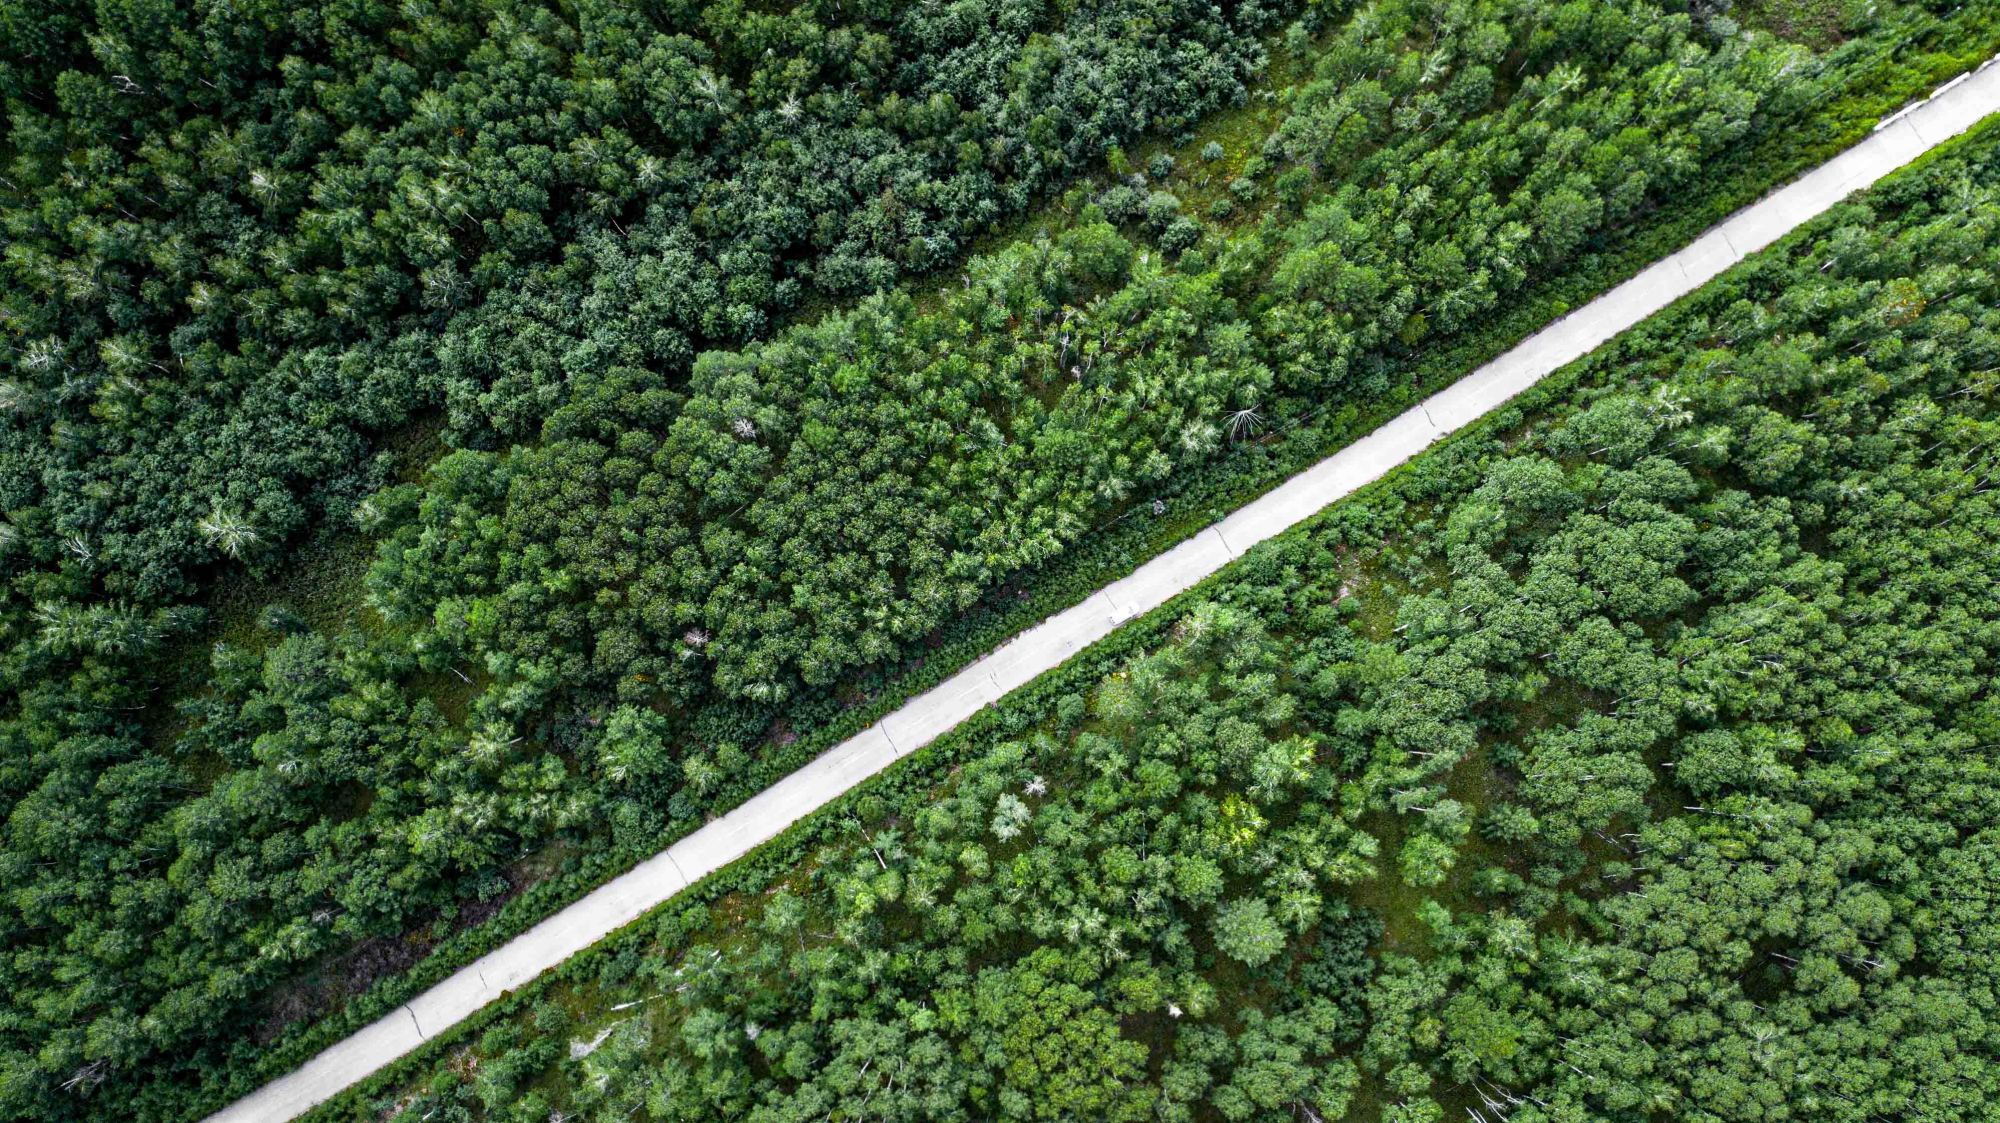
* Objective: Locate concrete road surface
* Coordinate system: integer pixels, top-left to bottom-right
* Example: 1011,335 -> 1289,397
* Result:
206,55 -> 2000,1123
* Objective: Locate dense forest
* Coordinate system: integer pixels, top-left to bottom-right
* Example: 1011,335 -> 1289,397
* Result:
374,0 -> 1841,706
330,117 -> 2000,1123
1,0 -> 1292,1112
1,0 -> 1286,601
0,0 -> 1988,1119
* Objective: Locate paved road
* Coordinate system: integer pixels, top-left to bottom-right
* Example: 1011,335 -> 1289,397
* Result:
207,57 -> 2000,1123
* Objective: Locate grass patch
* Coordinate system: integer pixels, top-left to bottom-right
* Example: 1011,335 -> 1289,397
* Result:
1735,0 -> 1871,50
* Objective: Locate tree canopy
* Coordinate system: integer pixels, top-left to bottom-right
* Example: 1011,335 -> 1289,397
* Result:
0,0 -> 1986,1118
321,96 -> 2000,1123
